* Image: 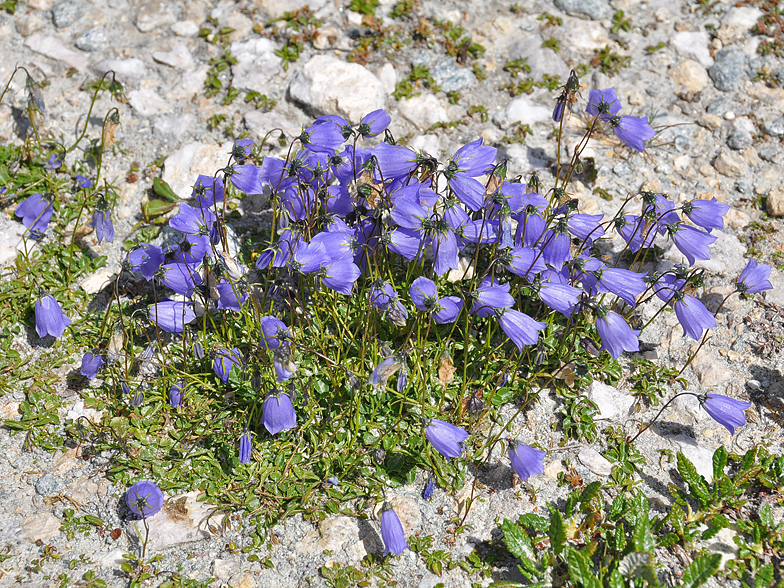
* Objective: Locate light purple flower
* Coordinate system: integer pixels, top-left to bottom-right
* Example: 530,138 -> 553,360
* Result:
126,480 -> 163,518
380,504 -> 408,556
701,394 -> 751,435
610,115 -> 655,152
239,432 -> 252,464
148,300 -> 195,334
80,352 -> 103,379
507,441 -> 545,481
596,310 -> 639,358
425,418 -> 468,459
35,293 -> 71,338
736,259 -> 773,295
673,294 -> 716,340
262,391 -> 297,435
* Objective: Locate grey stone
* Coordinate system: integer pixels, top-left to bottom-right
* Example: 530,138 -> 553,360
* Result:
153,113 -> 196,143
430,57 -> 475,93
553,0 -> 611,20
759,145 -> 782,163
612,164 -> 629,176
24,33 -> 88,70
736,180 -> 751,194
51,0 -> 82,27
508,34 -> 570,83
706,97 -> 731,116
747,379 -> 762,391
93,58 -> 148,80
762,117 -> 784,137
577,447 -> 613,476
152,44 -> 195,71
35,473 -> 61,497
708,48 -> 746,91
493,95 -> 552,129
136,0 -> 178,33
75,28 -> 107,52
727,130 -> 752,150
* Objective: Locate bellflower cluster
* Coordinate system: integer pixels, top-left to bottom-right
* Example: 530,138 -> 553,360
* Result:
586,88 -> 655,152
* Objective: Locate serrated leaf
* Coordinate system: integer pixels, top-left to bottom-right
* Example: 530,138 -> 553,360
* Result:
608,494 -> 625,520
579,480 -> 601,505
519,513 -> 551,533
564,547 -> 593,587
701,514 -> 729,541
712,446 -> 728,482
755,562 -> 774,587
632,503 -> 655,553
681,552 -> 721,588
501,519 -> 534,561
153,177 -> 180,202
614,521 -> 626,552
549,509 -> 567,555
677,452 -> 710,506
618,551 -> 650,578
760,502 -> 774,529
607,569 -> 624,588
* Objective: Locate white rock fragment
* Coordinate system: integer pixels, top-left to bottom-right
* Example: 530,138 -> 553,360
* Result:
154,113 -> 196,143
670,59 -> 710,93
136,0 -> 179,33
21,512 -> 61,541
24,34 -> 88,70
230,38 -> 281,93
586,381 -> 636,421
128,491 -> 225,551
100,549 -> 129,567
397,93 -> 448,131
153,43 -> 194,71
289,55 -> 385,123
0,217 -> 27,268
577,447 -> 613,476
665,434 -> 715,482
128,88 -> 169,117
171,20 -> 200,36
670,31 -> 714,68
377,63 -> 397,95
254,0 -> 328,19
558,20 -> 610,53
244,110 -> 304,142
493,95 -> 552,129
166,65 -> 208,101
80,268 -> 114,294
93,58 -> 147,80
163,142 -> 230,199
718,6 -> 762,43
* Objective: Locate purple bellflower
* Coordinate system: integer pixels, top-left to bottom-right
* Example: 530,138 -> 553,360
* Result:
471,278 -> 513,318
443,138 -> 497,211
75,174 -> 94,189
169,380 -> 184,408
673,293 -> 716,340
262,390 -> 297,435
45,152 -> 63,171
422,477 -> 435,500
653,272 -> 687,303
359,109 -> 391,137
35,293 -> 71,338
408,277 -> 463,323
213,348 -> 243,383
80,352 -> 103,379
239,432 -> 252,464
159,262 -> 202,296
507,441 -> 546,482
260,316 -> 288,349
127,244 -> 164,281
380,503 -> 408,556
609,115 -> 656,152
497,309 -> 547,351
596,310 -> 639,358
126,480 -> 163,518
369,356 -> 403,390
370,281 -> 408,327
425,418 -> 468,459
736,259 -> 773,295
586,89 -> 621,120
669,224 -> 717,266
701,394 -> 751,435
148,300 -> 195,334
192,174 -> 225,208
683,198 -> 730,232
89,209 -> 114,243
15,193 -> 53,239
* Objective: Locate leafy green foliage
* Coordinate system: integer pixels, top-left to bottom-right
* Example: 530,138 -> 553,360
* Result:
591,46 -> 631,76
629,358 -> 687,406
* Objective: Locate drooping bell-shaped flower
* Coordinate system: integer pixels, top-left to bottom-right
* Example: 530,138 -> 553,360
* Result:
380,503 -> 408,556
239,432 -> 252,464
596,309 -> 639,359
80,352 -> 104,379
497,308 -> 547,351
700,394 -> 751,435
213,347 -> 243,383
609,115 -> 656,152
169,380 -> 184,408
673,293 -> 716,340
262,390 -> 297,435
507,440 -> 545,482
35,293 -> 71,338
358,109 -> 391,137
736,259 -> 773,295
148,300 -> 195,334
425,418 -> 468,459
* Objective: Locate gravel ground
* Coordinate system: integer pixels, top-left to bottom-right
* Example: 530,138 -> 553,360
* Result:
1,0 -> 784,586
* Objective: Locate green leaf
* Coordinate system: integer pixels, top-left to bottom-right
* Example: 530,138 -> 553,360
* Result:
677,452 -> 710,507
519,513 -> 550,533
755,563 -> 774,587
681,553 -> 721,588
631,502 -> 655,553
712,446 -> 728,481
548,509 -> 567,556
141,198 -> 176,221
618,552 -> 650,578
564,547 -> 593,587
578,480 -> 601,506
614,521 -> 626,552
153,177 -> 180,202
607,569 -> 624,588
500,519 -> 534,561
701,514 -> 729,541
83,515 -> 104,527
